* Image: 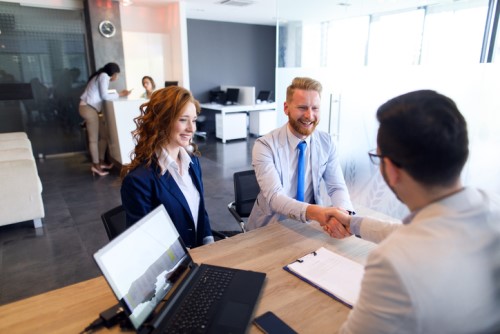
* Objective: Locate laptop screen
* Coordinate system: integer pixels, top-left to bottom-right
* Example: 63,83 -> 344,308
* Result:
94,205 -> 192,329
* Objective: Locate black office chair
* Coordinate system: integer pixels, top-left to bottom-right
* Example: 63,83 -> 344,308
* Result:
101,205 -> 128,241
101,205 -> 229,242
227,169 -> 260,233
194,115 -> 207,140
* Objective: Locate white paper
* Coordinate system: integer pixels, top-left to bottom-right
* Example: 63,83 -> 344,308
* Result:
286,247 -> 364,306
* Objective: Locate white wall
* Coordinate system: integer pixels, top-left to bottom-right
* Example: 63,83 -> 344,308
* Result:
119,2 -> 189,96
277,64 -> 500,219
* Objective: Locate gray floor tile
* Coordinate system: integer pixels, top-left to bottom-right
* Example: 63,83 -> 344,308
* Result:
0,136 -> 256,305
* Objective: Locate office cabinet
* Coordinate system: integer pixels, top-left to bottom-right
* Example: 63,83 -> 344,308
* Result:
216,112 -> 247,142
249,109 -> 277,136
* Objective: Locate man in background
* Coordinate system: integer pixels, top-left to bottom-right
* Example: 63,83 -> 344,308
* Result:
324,90 -> 500,333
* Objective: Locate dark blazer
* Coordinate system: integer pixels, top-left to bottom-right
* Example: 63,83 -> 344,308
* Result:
121,156 -> 212,248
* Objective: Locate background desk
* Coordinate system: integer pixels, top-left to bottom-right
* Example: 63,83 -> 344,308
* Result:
200,103 -> 277,143
0,219 -> 376,334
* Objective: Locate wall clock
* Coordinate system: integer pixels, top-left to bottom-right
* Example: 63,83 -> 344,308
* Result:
98,20 -> 116,38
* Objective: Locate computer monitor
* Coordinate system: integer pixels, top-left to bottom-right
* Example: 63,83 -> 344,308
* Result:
209,90 -> 226,104
164,81 -> 178,87
225,88 -> 240,105
257,90 -> 272,102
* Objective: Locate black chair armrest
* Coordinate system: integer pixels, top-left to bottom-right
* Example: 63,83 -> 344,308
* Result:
227,201 -> 243,222
211,230 -> 228,240
227,202 -> 246,233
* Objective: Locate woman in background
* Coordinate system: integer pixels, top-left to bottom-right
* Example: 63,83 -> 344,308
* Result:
79,62 -> 131,176
141,75 -> 156,99
120,86 -> 214,248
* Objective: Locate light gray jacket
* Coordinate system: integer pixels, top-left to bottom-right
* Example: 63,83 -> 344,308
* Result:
247,124 -> 353,230
342,188 -> 500,334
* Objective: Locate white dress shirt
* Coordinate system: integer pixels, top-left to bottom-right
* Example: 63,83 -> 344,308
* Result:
157,147 -> 201,231
80,73 -> 119,112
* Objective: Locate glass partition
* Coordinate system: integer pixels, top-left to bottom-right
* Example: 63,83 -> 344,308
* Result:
368,9 -> 425,66
276,0 -> 499,219
421,3 -> 488,64
0,2 -> 89,157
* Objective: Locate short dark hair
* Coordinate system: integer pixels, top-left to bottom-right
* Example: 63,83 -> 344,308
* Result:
376,90 -> 469,186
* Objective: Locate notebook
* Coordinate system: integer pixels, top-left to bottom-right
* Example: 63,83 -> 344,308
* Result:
94,204 -> 266,334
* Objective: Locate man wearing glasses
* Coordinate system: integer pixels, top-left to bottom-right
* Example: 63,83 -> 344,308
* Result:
247,77 -> 354,230
324,90 -> 500,333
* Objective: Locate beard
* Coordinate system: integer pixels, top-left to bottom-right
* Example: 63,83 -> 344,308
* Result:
380,161 -> 402,203
288,116 -> 319,137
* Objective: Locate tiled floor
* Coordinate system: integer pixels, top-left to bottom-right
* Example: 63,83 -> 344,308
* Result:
0,136 -> 255,305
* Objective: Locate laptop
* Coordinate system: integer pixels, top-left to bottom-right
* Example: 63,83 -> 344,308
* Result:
94,205 -> 266,334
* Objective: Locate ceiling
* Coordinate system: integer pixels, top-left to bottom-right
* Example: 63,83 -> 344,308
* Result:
123,0 -> 470,26
122,0 -> 278,25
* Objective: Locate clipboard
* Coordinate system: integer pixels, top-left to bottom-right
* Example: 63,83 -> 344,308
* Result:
283,247 -> 364,307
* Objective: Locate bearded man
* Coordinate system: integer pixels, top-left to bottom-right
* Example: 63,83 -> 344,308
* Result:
247,77 -> 354,230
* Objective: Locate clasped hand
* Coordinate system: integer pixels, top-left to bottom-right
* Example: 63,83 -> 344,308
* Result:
320,207 -> 352,239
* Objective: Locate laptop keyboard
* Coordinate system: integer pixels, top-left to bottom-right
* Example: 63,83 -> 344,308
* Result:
163,267 -> 235,333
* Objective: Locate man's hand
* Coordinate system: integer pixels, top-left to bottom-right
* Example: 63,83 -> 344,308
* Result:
306,205 -> 351,238
322,208 -> 352,239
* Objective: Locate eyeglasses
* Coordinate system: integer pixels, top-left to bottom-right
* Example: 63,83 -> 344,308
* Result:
368,149 -> 402,167
368,149 -> 383,165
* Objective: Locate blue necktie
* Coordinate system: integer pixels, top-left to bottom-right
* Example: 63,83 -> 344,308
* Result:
296,141 -> 306,202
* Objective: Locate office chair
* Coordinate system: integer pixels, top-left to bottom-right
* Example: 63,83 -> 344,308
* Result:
101,205 -> 128,241
194,115 -> 207,140
227,169 -> 260,233
101,204 -> 229,242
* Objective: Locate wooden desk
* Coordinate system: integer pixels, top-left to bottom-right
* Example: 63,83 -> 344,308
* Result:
0,220 -> 376,334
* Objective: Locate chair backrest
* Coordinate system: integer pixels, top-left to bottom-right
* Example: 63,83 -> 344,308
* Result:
101,205 -> 128,241
233,169 -> 260,217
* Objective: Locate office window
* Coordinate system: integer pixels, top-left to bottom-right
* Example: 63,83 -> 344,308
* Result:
277,0 -> 494,68
278,21 -> 303,68
421,2 -> 489,64
367,9 -> 425,66
326,16 -> 370,67
301,23 -> 323,68
493,24 -> 500,62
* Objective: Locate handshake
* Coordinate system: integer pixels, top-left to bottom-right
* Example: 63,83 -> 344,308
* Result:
307,205 -> 353,239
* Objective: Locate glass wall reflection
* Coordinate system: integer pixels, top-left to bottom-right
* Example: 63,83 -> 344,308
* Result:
0,2 -> 89,157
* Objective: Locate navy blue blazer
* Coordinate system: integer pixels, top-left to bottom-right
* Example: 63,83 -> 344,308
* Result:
120,156 -> 212,248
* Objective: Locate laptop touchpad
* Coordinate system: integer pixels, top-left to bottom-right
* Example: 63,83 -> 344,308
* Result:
217,301 -> 250,328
